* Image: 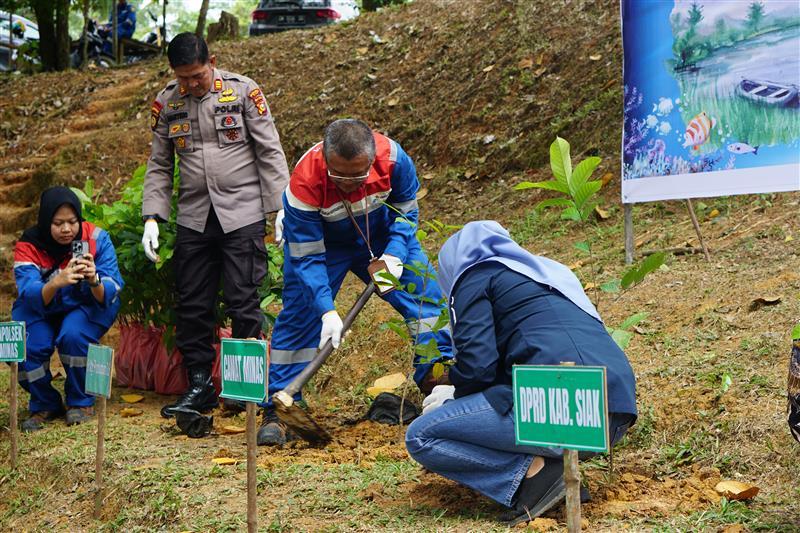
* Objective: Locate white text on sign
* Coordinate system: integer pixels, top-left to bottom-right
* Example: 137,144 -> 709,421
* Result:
0,343 -> 19,359
223,355 -> 265,384
518,387 -> 602,428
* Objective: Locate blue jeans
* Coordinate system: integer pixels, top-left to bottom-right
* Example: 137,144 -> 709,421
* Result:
405,391 -> 633,507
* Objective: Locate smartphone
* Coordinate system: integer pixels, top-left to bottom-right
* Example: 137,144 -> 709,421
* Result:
72,240 -> 89,259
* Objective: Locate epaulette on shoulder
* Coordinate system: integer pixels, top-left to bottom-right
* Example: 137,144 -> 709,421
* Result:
221,70 -> 250,84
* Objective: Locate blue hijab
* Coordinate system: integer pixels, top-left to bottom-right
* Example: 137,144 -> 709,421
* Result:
437,220 -> 602,322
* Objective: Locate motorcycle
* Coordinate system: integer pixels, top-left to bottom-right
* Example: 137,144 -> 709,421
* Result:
70,18 -> 114,69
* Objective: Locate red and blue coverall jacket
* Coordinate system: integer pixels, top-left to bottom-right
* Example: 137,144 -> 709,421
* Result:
12,222 -> 124,329
268,132 -> 453,401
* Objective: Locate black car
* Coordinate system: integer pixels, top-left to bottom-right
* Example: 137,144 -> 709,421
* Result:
249,0 -> 341,36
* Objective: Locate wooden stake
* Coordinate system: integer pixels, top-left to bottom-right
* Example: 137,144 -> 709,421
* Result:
564,449 -> 581,533
624,203 -> 634,265
559,361 -> 581,532
246,402 -> 257,533
685,199 -> 711,262
9,362 -> 18,469
94,396 -> 106,519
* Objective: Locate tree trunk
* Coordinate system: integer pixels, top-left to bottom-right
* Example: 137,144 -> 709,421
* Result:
195,0 -> 210,39
81,0 -> 89,67
30,0 -> 56,71
112,0 -> 118,63
55,0 -> 70,70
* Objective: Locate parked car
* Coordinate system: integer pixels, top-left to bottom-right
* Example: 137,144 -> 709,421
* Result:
249,0 -> 341,36
0,12 -> 39,72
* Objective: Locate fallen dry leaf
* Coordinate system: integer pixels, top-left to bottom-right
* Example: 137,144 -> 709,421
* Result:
417,188 -> 429,201
600,172 -> 614,186
518,57 -> 534,69
747,295 -> 781,312
120,394 -> 144,404
211,457 -> 239,466
721,524 -> 746,533
589,54 -> 602,61
387,98 -> 399,107
714,480 -> 759,500
120,407 -> 143,418
482,64 -> 495,72
708,208 -> 720,219
219,425 -> 246,435
594,205 -> 610,220
421,172 -> 435,181
356,47 -> 368,55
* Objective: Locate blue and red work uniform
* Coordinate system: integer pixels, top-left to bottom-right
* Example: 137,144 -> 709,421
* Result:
269,133 -> 453,404
12,222 -> 124,413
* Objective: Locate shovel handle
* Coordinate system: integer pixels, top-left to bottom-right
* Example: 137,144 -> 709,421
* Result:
277,282 -> 376,400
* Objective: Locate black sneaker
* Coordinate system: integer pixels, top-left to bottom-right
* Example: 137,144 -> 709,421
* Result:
65,406 -> 95,426
256,408 -> 296,446
499,457 -> 566,526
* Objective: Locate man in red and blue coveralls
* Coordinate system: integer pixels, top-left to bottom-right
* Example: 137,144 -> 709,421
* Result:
259,119 -> 453,445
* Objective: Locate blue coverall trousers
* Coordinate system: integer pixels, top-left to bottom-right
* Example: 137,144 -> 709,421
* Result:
16,310 -> 107,413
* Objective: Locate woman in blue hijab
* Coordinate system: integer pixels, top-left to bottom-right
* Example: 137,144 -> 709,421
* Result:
405,220 -> 637,525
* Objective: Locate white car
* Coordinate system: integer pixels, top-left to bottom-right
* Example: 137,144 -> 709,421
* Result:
0,12 -> 39,72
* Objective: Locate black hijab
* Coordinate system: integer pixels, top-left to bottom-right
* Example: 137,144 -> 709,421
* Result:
20,186 -> 84,262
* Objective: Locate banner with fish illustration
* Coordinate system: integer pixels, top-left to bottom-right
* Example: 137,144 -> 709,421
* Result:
621,0 -> 800,203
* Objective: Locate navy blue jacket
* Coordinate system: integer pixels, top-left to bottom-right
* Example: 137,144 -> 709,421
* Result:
448,262 -> 637,418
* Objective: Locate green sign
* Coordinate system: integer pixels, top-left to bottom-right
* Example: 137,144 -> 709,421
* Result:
513,365 -> 608,452
220,339 -> 268,403
86,344 -> 113,398
0,321 -> 25,363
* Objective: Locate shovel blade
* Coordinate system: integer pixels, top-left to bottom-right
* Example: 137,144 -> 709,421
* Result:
274,401 -> 332,445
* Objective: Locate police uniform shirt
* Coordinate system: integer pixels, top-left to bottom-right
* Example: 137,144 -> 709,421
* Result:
143,68 -> 289,233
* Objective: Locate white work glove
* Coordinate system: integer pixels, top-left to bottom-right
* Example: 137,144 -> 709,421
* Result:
379,253 -> 403,281
319,310 -> 344,350
142,219 -> 160,263
422,385 -> 455,415
274,209 -> 285,244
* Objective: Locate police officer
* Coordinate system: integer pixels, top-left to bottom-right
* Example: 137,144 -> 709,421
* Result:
261,119 -> 454,445
142,33 -> 289,418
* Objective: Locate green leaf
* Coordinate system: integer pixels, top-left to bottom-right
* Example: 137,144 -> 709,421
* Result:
620,267 -> 638,289
416,229 -> 428,241
71,187 -> 91,207
414,339 -> 441,361
639,252 -> 666,278
406,282 -> 417,294
560,206 -> 581,221
573,180 -> 602,211
514,180 -> 570,195
792,324 -> 800,340
619,312 -> 648,330
574,241 -> 591,254
549,136 -> 572,186
599,279 -> 621,293
385,320 -> 411,340
535,198 -> 573,211
570,156 -> 601,191
609,328 -> 633,350
720,373 -> 732,393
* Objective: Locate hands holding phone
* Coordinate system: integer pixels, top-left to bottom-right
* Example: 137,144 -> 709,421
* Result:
53,254 -> 98,289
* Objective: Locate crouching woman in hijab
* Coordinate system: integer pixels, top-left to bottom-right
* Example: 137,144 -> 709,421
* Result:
405,220 -> 637,525
12,187 -> 124,431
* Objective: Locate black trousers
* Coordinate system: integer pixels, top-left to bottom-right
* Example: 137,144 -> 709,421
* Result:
174,208 -> 267,370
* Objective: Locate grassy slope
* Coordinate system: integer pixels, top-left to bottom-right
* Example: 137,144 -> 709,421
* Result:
1,0 -> 799,531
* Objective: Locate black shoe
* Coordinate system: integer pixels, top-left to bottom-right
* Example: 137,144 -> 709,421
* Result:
221,397 -> 247,414
160,367 -> 218,419
65,406 -> 94,426
174,407 -> 214,438
256,408 -> 296,446
21,408 -> 65,432
499,457 -> 566,526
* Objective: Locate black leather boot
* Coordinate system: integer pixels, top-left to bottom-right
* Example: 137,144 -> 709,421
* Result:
160,367 -> 218,418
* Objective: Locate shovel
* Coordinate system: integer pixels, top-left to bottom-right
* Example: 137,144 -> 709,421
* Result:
273,282 -> 377,445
